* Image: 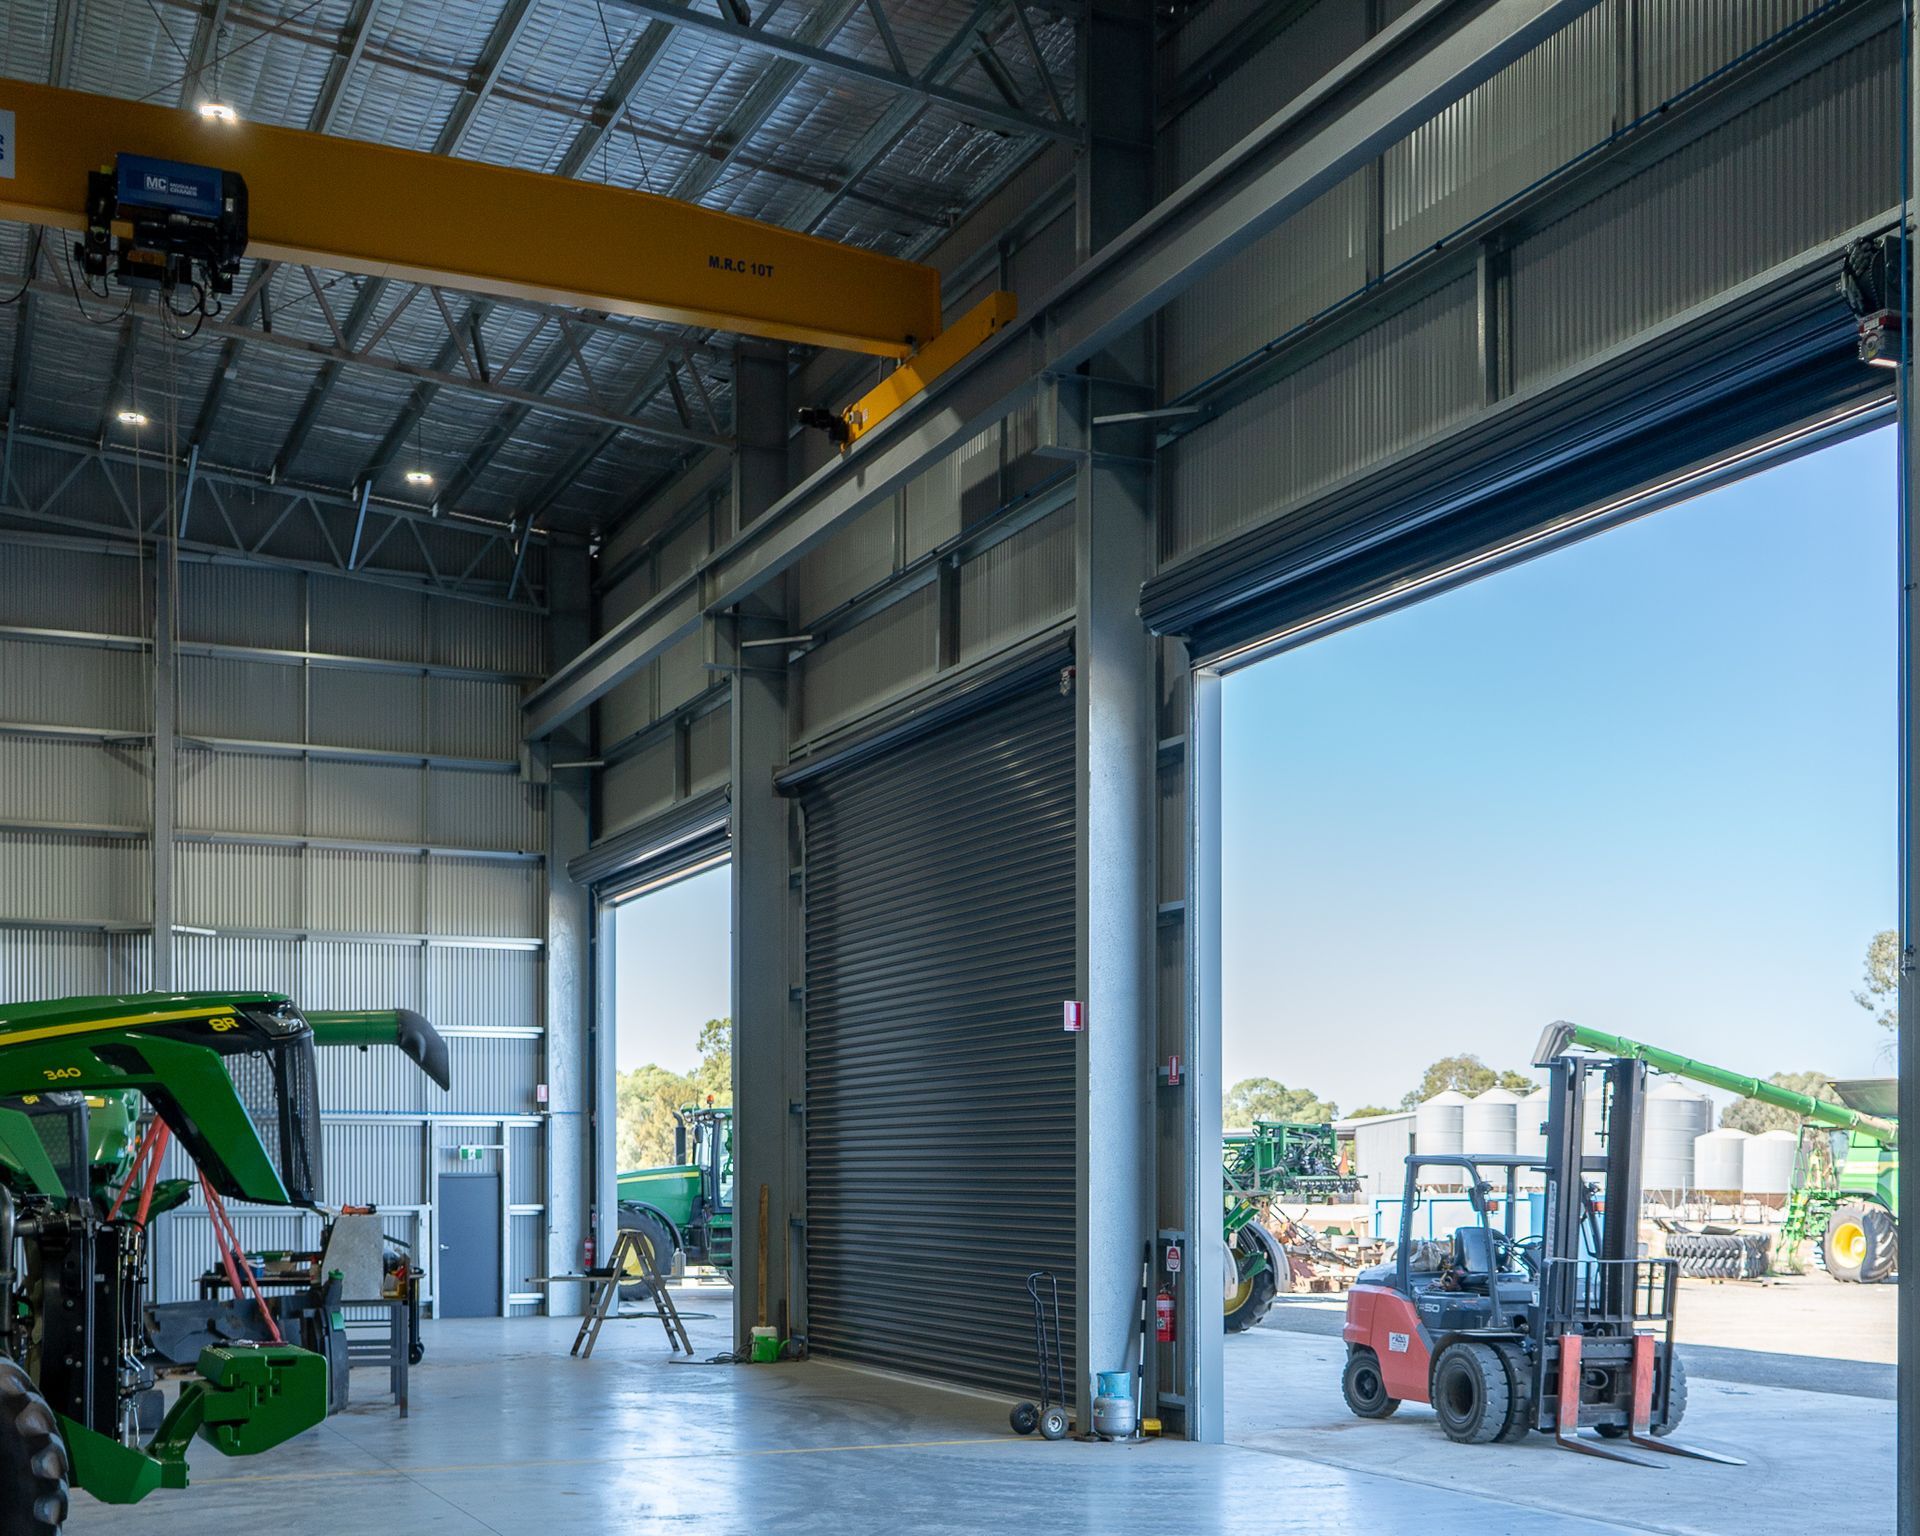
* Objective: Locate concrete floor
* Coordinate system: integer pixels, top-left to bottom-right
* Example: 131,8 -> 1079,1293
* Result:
72,1285 -> 1891,1536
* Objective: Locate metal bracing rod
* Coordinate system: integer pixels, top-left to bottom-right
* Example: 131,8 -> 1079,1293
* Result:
598,0 -> 1075,142
553,21 -> 676,180
523,0 -> 1605,737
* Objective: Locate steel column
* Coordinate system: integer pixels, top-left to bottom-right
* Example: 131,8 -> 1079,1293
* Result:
1898,7 -> 1919,1525
150,545 -> 175,991
544,544 -> 595,1316
1072,0 -> 1158,1437
1185,666 -> 1225,1441
729,338 -> 795,1354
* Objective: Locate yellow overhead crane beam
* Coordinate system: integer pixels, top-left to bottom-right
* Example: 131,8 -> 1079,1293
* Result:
0,80 -> 1012,432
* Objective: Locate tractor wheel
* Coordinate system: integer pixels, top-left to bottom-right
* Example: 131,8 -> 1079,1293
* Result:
0,1357 -> 68,1536
616,1206 -> 677,1302
1666,1232 -> 1768,1281
1341,1347 -> 1399,1420
1430,1341 -> 1510,1446
1223,1225 -> 1280,1333
1824,1203 -> 1897,1284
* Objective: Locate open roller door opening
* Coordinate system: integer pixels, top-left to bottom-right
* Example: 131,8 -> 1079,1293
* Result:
1213,428 -> 1896,1529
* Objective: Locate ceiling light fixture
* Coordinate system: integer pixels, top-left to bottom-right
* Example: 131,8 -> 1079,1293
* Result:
405,469 -> 434,486
117,410 -> 148,426
197,100 -> 238,124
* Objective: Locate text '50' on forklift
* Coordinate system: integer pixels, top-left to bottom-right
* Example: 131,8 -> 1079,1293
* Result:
1341,1025 -> 1742,1466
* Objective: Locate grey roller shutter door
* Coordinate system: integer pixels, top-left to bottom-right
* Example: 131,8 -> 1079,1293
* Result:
1142,256 -> 1893,660
799,681 -> 1076,1397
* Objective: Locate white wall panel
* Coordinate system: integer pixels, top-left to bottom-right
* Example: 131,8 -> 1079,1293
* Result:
956,506 -> 1074,665
796,583 -> 939,738
598,736 -> 676,837
180,563 -> 303,649
308,577 -> 425,661
176,839 -> 302,931
0,545 -> 142,633
178,747 -> 303,836
0,735 -> 148,827
427,770 -> 543,853
687,706 -> 729,795
0,637 -> 146,731
179,654 -> 303,742
171,933 -> 302,995
429,677 -> 522,761
0,830 -> 146,924
309,758 -> 423,842
427,858 -> 541,938
301,936 -> 423,1013
311,667 -> 424,753
308,847 -> 420,933
429,947 -> 540,1032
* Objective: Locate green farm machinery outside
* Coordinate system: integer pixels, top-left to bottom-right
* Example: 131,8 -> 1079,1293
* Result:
1548,1023 -> 1899,1283
0,991 -> 445,1532
1223,1120 -> 1359,1332
615,1104 -> 734,1296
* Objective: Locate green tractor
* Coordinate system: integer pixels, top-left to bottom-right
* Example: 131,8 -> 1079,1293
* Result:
1222,1120 -> 1359,1332
0,991 -> 445,1531
1550,1024 -> 1898,1283
615,1103 -> 734,1297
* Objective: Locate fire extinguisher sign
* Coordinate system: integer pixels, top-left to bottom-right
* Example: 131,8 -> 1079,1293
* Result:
1062,1000 -> 1085,1033
1164,1243 -> 1181,1273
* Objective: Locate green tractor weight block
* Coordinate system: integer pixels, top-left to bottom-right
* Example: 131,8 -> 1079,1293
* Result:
62,1345 -> 328,1502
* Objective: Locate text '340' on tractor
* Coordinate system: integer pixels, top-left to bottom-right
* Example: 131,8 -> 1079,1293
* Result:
1340,1030 -> 1743,1466
0,991 -> 447,1533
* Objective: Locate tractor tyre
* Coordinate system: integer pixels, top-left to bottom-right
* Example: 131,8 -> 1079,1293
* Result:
1341,1347 -> 1399,1420
616,1205 -> 678,1303
0,1357 -> 68,1536
1824,1203 -> 1897,1284
1430,1341 -> 1510,1446
1223,1224 -> 1280,1334
1667,1232 -> 1767,1281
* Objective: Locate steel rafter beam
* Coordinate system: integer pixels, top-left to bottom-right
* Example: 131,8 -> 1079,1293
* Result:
19,272 -> 722,452
524,0 -> 1606,737
670,0 -> 868,206
553,20 -> 676,180
310,0 -> 383,133
270,0 -> 562,479
599,0 -> 1075,142
0,426 -> 545,604
175,0 -> 234,109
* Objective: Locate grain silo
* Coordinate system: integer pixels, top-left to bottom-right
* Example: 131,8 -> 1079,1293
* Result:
1515,1087 -> 1551,1185
1742,1129 -> 1798,1200
1415,1090 -> 1468,1185
1463,1087 -> 1519,1156
1644,1078 -> 1712,1192
1692,1127 -> 1750,1195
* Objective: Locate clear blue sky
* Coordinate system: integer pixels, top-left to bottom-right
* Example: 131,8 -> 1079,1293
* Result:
612,864 -> 732,1074
1222,426 -> 1899,1117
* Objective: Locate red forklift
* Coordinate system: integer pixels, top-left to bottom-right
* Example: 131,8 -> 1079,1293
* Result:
1340,1033 -> 1741,1465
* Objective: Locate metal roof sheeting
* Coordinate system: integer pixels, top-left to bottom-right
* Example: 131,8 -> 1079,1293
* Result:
0,0 -> 1076,577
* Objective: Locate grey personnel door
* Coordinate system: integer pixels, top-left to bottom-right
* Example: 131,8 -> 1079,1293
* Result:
437,1173 -> 502,1318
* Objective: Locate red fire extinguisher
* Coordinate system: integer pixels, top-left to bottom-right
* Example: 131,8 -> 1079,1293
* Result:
584,1211 -> 597,1271
1155,1286 -> 1175,1343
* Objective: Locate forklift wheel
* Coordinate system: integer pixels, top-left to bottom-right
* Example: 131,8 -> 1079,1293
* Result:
1341,1347 -> 1399,1419
409,1341 -> 426,1367
1430,1341 -> 1510,1446
1490,1342 -> 1531,1443
1009,1401 -> 1039,1436
1038,1406 -> 1069,1442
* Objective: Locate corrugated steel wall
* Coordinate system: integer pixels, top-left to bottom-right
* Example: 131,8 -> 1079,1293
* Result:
0,536 -> 553,1315
1157,0 -> 1896,568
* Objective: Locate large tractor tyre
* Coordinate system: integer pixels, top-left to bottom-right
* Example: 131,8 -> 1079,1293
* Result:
1223,1225 -> 1281,1333
1666,1232 -> 1768,1281
1824,1202 -> 1897,1284
616,1206 -> 678,1303
0,1358 -> 68,1536
1341,1347 -> 1399,1420
1430,1341 -> 1511,1446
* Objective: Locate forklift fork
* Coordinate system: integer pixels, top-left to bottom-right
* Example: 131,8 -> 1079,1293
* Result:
1622,1335 -> 1745,1466
1551,1336 -> 1662,1467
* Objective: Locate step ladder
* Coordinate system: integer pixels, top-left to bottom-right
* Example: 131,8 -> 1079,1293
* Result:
572,1229 -> 693,1360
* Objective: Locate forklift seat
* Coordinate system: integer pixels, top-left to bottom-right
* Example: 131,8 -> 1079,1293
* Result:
1453,1226 -> 1495,1285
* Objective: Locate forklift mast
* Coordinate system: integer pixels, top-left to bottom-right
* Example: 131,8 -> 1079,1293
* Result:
1537,1052 -> 1649,1342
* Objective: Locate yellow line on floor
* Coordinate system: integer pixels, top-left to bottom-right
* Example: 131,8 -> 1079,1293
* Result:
168,1435 -> 1045,1489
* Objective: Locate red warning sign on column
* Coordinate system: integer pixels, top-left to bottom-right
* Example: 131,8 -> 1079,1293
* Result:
1062,1000 -> 1085,1033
